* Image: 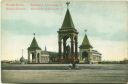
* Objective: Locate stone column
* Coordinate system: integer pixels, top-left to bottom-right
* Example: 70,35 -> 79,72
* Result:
28,51 -> 30,63
71,37 -> 74,55
35,52 -> 37,63
39,53 -> 41,63
63,39 -> 66,59
39,53 -> 42,63
75,36 -> 78,58
37,53 -> 40,64
58,40 -> 62,59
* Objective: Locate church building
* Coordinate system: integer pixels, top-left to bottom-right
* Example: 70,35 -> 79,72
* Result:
27,35 -> 49,63
79,32 -> 102,64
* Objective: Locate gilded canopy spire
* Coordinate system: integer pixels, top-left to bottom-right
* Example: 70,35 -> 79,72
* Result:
66,1 -> 70,9
61,2 -> 76,29
33,33 -> 35,37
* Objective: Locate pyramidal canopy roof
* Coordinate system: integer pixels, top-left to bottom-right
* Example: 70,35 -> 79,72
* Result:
80,33 -> 93,49
61,9 -> 75,29
28,37 -> 41,50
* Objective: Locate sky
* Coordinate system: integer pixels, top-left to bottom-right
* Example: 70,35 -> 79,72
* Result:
1,0 -> 128,61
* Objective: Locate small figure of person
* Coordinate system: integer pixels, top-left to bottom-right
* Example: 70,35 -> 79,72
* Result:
75,63 -> 79,69
66,63 -> 72,70
69,63 -> 72,68
72,62 -> 76,69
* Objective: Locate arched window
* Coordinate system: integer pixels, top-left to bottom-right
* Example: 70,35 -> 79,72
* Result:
30,53 -> 35,62
82,51 -> 88,60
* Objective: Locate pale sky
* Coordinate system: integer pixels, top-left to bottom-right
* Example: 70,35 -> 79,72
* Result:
1,0 -> 128,61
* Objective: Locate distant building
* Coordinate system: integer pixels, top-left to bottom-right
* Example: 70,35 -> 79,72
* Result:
28,36 -> 49,63
79,32 -> 102,64
20,56 -> 26,64
48,51 -> 59,63
20,49 -> 27,64
1,60 -> 13,64
40,51 -> 49,63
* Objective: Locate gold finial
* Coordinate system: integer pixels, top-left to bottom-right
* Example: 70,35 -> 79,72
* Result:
66,1 -> 70,9
85,29 -> 87,32
33,33 -> 35,37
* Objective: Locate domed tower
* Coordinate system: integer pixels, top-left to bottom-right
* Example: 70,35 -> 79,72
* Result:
28,33 -> 42,63
20,49 -> 26,64
20,56 -> 25,64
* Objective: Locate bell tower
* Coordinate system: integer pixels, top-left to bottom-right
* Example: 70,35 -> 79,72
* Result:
57,2 -> 79,63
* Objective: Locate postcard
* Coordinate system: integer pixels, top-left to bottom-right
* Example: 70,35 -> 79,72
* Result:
1,0 -> 128,83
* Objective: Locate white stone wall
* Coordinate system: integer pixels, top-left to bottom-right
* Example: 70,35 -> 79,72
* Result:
79,48 -> 101,64
40,54 -> 49,63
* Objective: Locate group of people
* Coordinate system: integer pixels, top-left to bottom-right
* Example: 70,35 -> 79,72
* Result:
68,62 -> 79,69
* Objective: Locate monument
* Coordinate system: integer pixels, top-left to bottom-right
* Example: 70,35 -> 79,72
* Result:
57,2 -> 79,63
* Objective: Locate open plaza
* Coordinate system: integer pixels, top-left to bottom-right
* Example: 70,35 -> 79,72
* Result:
1,1 -> 128,84
1,64 -> 128,83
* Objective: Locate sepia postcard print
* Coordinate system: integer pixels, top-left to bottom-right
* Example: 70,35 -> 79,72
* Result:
1,0 -> 128,83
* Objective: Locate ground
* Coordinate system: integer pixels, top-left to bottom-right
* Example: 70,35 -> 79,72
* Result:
1,64 -> 128,83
